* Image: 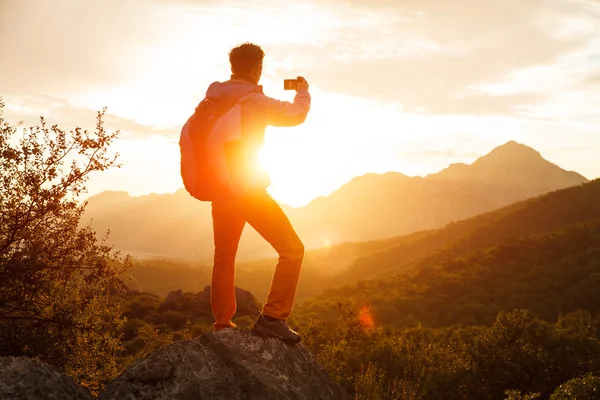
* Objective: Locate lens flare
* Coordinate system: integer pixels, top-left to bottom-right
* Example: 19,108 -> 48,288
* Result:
359,306 -> 374,330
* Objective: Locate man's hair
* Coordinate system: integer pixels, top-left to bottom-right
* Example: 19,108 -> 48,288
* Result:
229,43 -> 265,75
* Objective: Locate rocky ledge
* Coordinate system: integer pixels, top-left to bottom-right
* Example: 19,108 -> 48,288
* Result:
0,329 -> 350,400
99,329 -> 349,400
0,356 -> 93,400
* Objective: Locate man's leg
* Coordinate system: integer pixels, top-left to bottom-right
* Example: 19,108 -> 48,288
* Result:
241,192 -> 304,320
211,199 -> 246,331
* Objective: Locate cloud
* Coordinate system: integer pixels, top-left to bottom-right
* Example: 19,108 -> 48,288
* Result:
425,93 -> 547,116
2,0 -> 600,123
0,0 -> 176,95
580,73 -> 600,87
2,95 -> 173,140
273,45 -> 563,114
469,33 -> 600,124
268,0 -> 598,115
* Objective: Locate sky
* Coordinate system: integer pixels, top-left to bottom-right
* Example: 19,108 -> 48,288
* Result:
1,0 -> 599,207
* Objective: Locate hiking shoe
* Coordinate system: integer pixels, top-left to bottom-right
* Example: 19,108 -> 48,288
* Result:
253,314 -> 301,343
213,321 -> 238,332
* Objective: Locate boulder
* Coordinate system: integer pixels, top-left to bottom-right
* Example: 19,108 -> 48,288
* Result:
162,286 -> 260,319
163,289 -> 184,306
0,356 -> 93,400
99,329 -> 349,400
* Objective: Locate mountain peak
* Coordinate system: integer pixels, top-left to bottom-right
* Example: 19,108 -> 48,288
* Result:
481,141 -> 543,163
427,140 -> 587,195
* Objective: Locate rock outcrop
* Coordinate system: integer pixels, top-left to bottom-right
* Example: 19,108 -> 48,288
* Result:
0,356 -> 93,400
99,329 -> 349,400
161,286 -> 261,321
0,330 -> 347,400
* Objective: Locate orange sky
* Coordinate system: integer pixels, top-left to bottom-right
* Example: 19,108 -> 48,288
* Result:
1,0 -> 599,206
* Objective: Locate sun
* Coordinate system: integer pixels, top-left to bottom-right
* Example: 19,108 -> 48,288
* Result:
257,135 -> 331,207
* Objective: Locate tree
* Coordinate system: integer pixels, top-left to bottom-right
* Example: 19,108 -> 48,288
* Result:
550,374 -> 600,400
504,391 -> 541,400
0,99 -> 132,393
448,310 -> 600,399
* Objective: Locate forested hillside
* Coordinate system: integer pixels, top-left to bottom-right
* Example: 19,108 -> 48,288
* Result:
292,180 -> 600,399
344,176 -> 600,281
298,219 -> 600,328
125,179 -> 599,305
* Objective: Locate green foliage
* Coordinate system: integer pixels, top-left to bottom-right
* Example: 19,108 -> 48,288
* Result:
0,100 -> 132,393
299,219 -> 600,330
504,391 -> 541,400
550,374 -> 600,400
304,300 -> 433,398
445,310 -> 600,398
303,302 -> 600,400
114,287 -> 260,366
354,363 -> 421,400
354,363 -> 396,400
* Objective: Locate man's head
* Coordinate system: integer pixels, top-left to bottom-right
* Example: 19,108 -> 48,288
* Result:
229,43 -> 264,84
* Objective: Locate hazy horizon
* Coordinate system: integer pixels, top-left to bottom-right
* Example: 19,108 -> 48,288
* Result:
2,0 -> 599,207
82,140 -> 590,207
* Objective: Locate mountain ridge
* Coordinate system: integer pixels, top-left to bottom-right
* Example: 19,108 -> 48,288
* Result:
296,178 -> 600,329
83,141 -> 589,261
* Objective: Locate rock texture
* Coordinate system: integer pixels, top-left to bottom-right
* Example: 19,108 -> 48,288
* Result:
99,329 -> 349,400
0,356 -> 93,400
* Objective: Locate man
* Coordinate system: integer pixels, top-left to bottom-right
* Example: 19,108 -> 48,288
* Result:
208,43 -> 310,343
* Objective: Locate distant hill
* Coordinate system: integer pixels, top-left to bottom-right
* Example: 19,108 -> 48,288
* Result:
124,236 -> 400,299
83,141 -> 588,261
84,189 -> 215,261
290,141 -> 588,246
296,178 -> 600,328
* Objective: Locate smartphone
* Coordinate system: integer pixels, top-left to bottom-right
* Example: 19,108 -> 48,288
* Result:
283,79 -> 298,91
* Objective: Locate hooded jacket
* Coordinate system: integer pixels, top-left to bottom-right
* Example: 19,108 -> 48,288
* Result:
204,78 -> 311,195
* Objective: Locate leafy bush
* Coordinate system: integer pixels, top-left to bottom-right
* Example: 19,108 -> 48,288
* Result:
550,374 -> 600,400
0,100 -> 132,392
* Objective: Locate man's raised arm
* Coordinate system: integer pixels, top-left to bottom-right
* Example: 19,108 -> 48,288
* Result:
263,77 -> 311,127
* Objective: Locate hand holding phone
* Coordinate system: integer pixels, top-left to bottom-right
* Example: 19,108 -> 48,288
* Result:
284,76 -> 309,92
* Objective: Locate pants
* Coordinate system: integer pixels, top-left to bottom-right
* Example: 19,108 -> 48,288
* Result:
211,190 -> 304,331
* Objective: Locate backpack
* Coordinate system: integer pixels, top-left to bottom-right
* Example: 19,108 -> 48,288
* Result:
179,90 -> 257,201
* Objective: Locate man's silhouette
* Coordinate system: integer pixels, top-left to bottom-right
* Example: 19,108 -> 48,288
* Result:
207,43 -> 310,342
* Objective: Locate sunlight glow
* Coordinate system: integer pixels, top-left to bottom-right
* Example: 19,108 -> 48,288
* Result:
4,0 -> 599,206
359,306 -> 375,330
